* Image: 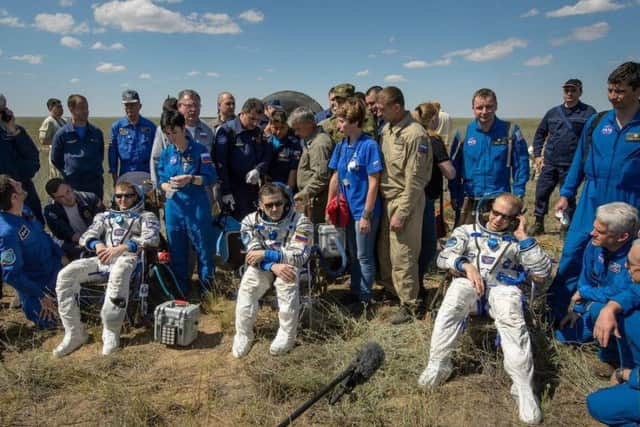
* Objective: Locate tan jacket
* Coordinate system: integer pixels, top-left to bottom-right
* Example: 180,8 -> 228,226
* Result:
379,112 -> 433,218
296,128 -> 333,199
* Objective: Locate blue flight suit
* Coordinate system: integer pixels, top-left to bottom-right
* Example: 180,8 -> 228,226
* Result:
157,136 -> 217,295
52,122 -> 105,199
314,108 -> 332,124
555,240 -> 632,362
108,116 -> 156,176
0,124 -> 44,224
44,191 -> 103,259
548,109 -> 640,320
0,208 -> 63,329
587,285 -> 640,426
267,130 -> 302,187
215,117 -> 272,220
449,117 -> 529,199
532,102 -> 596,218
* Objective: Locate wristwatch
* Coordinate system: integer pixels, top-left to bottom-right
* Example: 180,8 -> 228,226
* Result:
361,209 -> 372,220
615,368 -> 625,384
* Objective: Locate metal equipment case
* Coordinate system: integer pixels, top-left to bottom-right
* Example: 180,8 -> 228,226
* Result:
154,300 -> 200,346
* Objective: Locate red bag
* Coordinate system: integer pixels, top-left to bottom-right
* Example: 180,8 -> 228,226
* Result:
325,193 -> 350,227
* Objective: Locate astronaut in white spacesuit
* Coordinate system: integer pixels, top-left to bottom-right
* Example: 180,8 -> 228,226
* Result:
53,181 -> 160,357
232,183 -> 313,358
419,193 -> 552,425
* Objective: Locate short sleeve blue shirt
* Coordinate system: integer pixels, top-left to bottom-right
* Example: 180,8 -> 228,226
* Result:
329,133 -> 383,220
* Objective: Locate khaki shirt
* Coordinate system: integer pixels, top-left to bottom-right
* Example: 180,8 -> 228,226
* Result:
379,111 -> 433,218
319,112 -> 378,145
297,128 -> 333,198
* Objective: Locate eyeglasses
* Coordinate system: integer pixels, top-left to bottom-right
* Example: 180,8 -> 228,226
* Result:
263,200 -> 285,209
114,193 -> 137,199
490,209 -> 516,220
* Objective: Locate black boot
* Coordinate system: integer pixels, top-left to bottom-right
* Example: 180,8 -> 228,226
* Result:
528,217 -> 545,236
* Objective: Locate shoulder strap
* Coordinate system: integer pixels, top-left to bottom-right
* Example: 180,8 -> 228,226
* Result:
581,111 -> 608,166
505,121 -> 513,168
450,129 -> 466,162
555,106 -> 579,138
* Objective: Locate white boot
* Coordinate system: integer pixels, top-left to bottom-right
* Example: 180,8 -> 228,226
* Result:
511,383 -> 542,425
53,326 -> 88,358
269,330 -> 295,356
232,334 -> 253,359
417,360 -> 453,388
102,326 -> 121,355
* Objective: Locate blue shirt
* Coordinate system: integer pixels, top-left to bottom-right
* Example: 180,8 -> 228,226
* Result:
157,136 -> 218,204
577,240 -> 632,304
329,133 -> 383,220
109,116 -> 156,176
532,102 -> 596,166
315,108 -> 332,124
450,117 -> 529,199
267,130 -> 302,184
52,122 -> 105,186
0,124 -> 40,183
0,209 -> 62,297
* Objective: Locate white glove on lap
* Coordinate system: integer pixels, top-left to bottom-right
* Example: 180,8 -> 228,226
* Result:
245,168 -> 260,185
222,194 -> 236,210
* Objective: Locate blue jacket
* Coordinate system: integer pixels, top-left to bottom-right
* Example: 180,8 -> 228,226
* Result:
267,130 -> 302,184
449,117 -> 529,199
44,191 -> 103,244
52,122 -> 105,188
157,136 -> 218,205
532,102 -> 596,166
0,209 -> 62,297
214,117 -> 272,195
0,124 -> 40,182
577,240 -> 632,304
315,108 -> 332,124
108,116 -> 156,176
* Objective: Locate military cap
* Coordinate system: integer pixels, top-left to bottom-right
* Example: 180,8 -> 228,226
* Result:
333,83 -> 355,99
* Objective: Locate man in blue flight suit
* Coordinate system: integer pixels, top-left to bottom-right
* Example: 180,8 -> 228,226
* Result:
588,241 -> 640,426
266,110 -> 301,191
549,62 -> 640,322
52,94 -> 105,200
449,88 -> 529,226
44,178 -> 104,260
108,90 -> 156,185
555,203 -> 637,366
215,98 -> 272,220
0,94 -> 44,224
0,175 -> 62,329
314,86 -> 335,123
157,109 -> 218,296
529,79 -> 596,235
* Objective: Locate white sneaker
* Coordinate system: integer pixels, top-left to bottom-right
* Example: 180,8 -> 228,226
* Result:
417,361 -> 453,389
269,331 -> 295,356
53,328 -> 88,358
102,327 -> 121,355
511,383 -> 542,425
232,334 -> 252,359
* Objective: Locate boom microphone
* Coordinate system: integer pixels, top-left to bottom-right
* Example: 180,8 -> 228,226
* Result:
276,342 -> 385,427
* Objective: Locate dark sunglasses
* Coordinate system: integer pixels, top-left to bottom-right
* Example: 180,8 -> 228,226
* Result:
114,193 -> 137,199
263,200 -> 285,209
490,209 -> 517,220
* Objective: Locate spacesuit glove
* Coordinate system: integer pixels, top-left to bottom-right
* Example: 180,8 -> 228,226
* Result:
222,194 -> 236,210
245,168 -> 260,185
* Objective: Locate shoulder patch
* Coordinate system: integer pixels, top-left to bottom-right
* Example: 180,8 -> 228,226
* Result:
601,125 -> 614,135
418,142 -> 429,154
445,237 -> 457,248
200,153 -> 212,164
18,225 -> 30,241
119,128 -> 129,135
467,137 -> 476,146
1,248 -> 16,266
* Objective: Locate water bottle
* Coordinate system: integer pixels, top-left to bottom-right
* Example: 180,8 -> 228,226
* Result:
555,209 -> 570,228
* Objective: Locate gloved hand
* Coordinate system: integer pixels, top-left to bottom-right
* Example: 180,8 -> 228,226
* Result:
222,194 -> 236,211
245,168 -> 260,185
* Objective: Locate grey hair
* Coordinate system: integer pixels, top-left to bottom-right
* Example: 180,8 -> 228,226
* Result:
595,202 -> 639,236
177,89 -> 201,103
289,106 -> 316,126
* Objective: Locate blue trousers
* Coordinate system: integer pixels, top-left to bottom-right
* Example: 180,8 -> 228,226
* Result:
418,198 -> 436,283
346,216 -> 380,303
17,277 -> 57,329
533,163 -> 575,218
165,195 -> 215,296
586,308 -> 640,426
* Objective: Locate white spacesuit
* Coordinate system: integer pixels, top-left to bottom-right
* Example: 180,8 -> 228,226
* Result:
232,196 -> 313,358
54,188 -> 160,357
419,220 -> 552,425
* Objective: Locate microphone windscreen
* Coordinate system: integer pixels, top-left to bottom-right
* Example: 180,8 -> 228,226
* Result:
353,342 -> 385,382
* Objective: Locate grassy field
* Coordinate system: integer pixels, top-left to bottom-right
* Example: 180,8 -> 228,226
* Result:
0,116 -> 608,426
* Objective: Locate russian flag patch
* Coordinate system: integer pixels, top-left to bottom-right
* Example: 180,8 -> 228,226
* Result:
201,153 -> 212,164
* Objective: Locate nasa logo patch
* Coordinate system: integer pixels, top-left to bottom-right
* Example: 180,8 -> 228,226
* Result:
467,137 -> 477,146
601,125 -> 614,135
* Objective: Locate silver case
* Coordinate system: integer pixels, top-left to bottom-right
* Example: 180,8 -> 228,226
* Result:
154,300 -> 200,346
317,223 -> 346,258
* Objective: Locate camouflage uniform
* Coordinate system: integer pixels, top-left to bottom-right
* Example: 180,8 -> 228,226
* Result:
296,128 -> 333,224
319,83 -> 378,144
378,112 -> 433,306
